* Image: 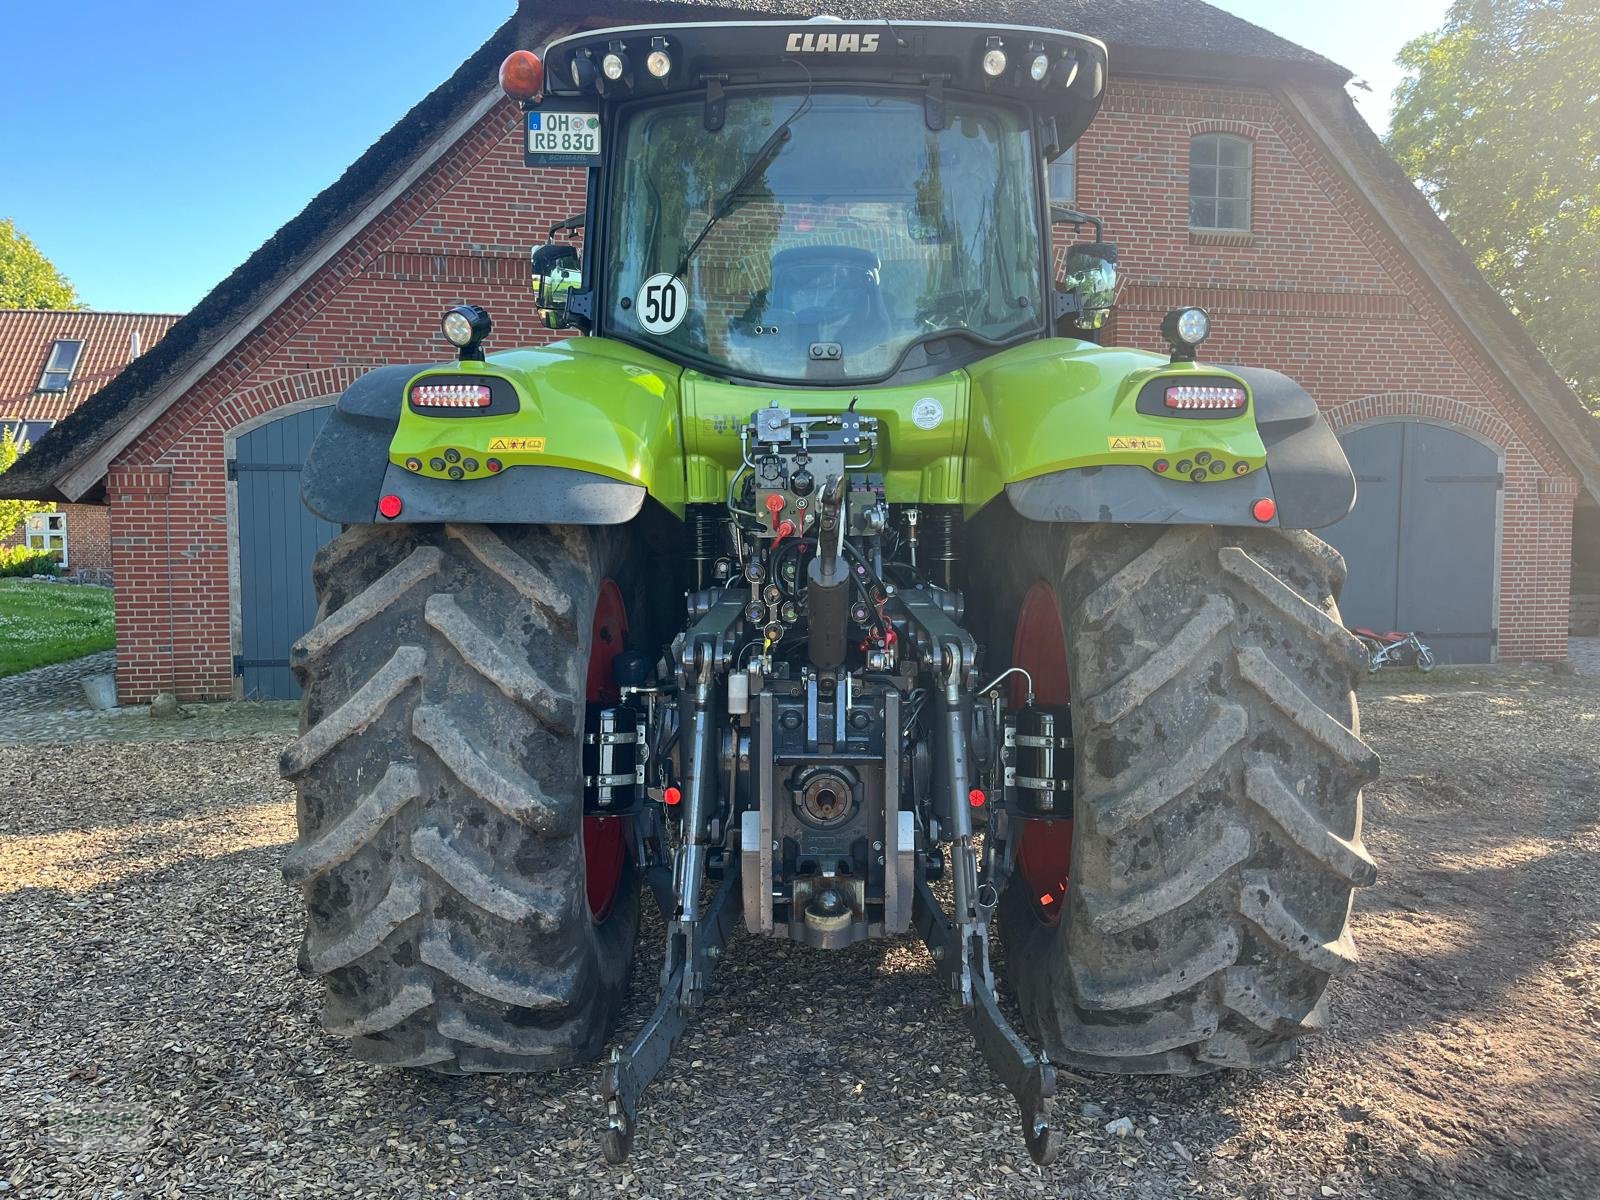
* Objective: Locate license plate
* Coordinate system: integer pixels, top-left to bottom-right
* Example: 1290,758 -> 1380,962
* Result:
525,111 -> 602,166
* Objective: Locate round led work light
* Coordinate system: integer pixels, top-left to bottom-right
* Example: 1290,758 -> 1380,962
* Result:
442,305 -> 493,359
646,39 -> 672,78
570,51 -> 599,90
982,38 -> 1007,77
1051,52 -> 1080,89
1160,307 -> 1211,360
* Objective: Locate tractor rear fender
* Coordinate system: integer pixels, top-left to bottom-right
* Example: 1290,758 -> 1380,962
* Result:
1225,364 -> 1358,529
299,339 -> 687,525
965,340 -> 1354,530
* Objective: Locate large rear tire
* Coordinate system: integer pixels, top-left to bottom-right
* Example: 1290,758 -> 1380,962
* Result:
972,520 -> 1379,1074
281,522 -> 645,1072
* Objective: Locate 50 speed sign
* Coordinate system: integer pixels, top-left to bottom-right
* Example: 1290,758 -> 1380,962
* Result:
636,274 -> 688,335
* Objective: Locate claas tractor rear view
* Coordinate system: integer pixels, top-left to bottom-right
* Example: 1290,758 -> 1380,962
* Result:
282,16 -> 1378,1164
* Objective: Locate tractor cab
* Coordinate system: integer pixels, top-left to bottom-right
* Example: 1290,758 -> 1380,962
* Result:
511,19 -> 1114,383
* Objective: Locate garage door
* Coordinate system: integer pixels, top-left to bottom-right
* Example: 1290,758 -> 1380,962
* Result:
233,406 -> 340,699
1323,421 -> 1500,663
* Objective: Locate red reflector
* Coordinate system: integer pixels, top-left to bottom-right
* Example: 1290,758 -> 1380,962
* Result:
663,786 -> 682,807
969,788 -> 986,808
378,494 -> 403,520
1252,497 -> 1277,523
1165,385 -> 1246,411
486,458 -> 503,473
411,383 -> 492,409
499,50 -> 545,101
1039,892 -> 1054,906
1153,458 -> 1169,474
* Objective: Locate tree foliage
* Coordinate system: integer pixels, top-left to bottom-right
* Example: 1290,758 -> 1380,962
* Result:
0,426 -> 49,545
0,218 -> 79,310
1388,0 -> 1600,411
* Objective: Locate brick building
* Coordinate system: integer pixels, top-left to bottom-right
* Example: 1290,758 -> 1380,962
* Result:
0,308 -> 180,577
4,0 -> 1597,701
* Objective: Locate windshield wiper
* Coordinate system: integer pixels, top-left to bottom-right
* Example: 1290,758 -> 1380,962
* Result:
673,91 -> 811,281
672,125 -> 792,280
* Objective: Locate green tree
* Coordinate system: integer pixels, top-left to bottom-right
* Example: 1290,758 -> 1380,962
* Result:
0,218 -> 79,309
0,427 -> 48,544
1388,0 -> 1600,411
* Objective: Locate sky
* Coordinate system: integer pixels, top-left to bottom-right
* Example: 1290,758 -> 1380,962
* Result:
0,0 -> 1451,315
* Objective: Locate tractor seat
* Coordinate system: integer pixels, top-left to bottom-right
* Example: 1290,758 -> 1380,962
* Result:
1352,627 -> 1408,642
767,244 -> 891,356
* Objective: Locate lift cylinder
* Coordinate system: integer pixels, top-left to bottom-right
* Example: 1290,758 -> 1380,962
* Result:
806,555 -> 850,670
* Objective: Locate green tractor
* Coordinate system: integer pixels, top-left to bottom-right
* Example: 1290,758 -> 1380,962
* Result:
283,16 -> 1377,1164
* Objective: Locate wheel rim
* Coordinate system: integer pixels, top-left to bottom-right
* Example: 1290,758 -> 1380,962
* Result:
583,579 -> 629,924
1011,581 -> 1073,925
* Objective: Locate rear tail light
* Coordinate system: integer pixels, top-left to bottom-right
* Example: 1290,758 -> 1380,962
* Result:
411,383 -> 492,409
1165,385 -> 1246,411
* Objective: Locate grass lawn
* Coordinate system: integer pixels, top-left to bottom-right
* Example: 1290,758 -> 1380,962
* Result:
0,579 -> 116,678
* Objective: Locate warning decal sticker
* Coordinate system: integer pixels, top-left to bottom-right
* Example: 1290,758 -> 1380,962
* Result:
488,437 -> 546,452
1107,436 -> 1166,452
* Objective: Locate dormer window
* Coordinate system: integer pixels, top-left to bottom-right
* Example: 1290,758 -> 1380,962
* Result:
37,339 -> 84,392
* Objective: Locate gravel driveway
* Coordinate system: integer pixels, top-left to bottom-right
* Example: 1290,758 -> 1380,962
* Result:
2,667 -> 1597,1199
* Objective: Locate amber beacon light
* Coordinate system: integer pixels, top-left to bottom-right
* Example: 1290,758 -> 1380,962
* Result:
500,50 -> 545,101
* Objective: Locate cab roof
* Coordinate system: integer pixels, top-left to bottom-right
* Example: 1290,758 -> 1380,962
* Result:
544,19 -> 1107,151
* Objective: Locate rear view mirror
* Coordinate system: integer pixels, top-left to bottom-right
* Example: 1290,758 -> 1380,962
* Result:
531,241 -> 583,330
1056,241 -> 1119,335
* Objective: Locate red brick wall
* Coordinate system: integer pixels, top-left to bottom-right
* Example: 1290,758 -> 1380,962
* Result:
104,76 -> 1578,701
1071,78 -> 1574,662
2,502 -> 110,576
109,97 -> 588,702
63,503 -> 111,575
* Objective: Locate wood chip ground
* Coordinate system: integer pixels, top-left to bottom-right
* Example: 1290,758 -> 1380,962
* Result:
1,666 -> 1595,1198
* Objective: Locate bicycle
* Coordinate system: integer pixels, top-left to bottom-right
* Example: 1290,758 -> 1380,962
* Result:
1351,626 -> 1436,672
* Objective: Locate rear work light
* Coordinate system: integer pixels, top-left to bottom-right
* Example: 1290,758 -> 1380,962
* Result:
411,383 -> 492,409
1164,384 -> 1247,411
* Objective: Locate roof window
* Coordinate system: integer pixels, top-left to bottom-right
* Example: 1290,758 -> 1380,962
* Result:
37,339 -> 84,393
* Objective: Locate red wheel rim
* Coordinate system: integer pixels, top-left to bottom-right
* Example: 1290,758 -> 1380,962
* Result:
1011,581 -> 1073,925
583,579 -> 629,923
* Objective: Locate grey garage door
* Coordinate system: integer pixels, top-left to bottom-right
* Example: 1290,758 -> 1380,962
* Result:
233,406 -> 340,699
1323,421 -> 1500,663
